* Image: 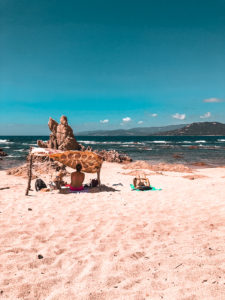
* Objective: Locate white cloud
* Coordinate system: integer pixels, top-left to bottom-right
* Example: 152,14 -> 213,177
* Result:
172,113 -> 186,120
100,119 -> 109,124
200,112 -> 211,119
203,98 -> 222,103
151,113 -> 158,117
122,117 -> 131,122
138,121 -> 143,124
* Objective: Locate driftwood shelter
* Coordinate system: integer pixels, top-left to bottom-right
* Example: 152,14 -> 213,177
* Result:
25,148 -> 104,195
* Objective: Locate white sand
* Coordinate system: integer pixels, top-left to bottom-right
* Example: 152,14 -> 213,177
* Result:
0,162 -> 225,299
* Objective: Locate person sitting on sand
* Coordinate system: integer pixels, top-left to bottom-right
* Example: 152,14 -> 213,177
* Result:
70,163 -> 85,191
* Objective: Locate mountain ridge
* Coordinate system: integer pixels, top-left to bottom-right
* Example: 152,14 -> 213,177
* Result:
77,122 -> 225,136
155,122 -> 225,136
77,124 -> 186,136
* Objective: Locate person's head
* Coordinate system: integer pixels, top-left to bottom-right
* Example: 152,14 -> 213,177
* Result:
76,163 -> 82,172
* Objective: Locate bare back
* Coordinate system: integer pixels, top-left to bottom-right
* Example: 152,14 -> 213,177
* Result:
71,171 -> 85,188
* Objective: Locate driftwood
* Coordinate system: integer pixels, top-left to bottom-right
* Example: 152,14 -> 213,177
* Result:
25,153 -> 33,196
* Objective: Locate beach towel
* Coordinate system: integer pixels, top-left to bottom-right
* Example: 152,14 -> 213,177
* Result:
130,184 -> 162,191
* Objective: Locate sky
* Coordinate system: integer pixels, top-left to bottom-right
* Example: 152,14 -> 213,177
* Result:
0,0 -> 225,135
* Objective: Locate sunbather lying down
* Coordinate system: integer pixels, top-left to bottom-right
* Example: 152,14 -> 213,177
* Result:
133,174 -> 150,190
132,174 -> 162,191
70,163 -> 85,191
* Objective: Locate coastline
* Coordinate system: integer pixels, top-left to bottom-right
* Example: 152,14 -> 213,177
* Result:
1,162 -> 225,299
1,135 -> 225,170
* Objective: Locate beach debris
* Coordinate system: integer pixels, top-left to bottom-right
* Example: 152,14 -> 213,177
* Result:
175,263 -> 183,269
38,254 -> 44,259
28,208 -> 32,211
37,115 -> 81,150
0,187 -> 10,190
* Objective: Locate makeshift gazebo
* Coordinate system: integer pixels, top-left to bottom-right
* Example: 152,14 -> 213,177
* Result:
25,148 -> 104,195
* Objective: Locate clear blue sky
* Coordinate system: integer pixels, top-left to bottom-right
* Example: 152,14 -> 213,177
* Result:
0,0 -> 225,135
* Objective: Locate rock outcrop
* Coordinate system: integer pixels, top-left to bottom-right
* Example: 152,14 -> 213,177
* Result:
36,115 -> 132,164
7,154 -> 69,179
0,148 -> 8,160
79,145 -> 132,163
95,150 -> 132,163
37,116 -> 81,150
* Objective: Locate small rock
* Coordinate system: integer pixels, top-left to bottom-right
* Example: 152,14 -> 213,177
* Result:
38,254 -> 44,259
28,208 -> 32,211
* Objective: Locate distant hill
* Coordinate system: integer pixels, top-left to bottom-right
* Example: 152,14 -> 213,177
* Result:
77,124 -> 186,136
156,122 -> 225,136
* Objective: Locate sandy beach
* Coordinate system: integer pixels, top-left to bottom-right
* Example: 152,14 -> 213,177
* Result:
0,162 -> 225,299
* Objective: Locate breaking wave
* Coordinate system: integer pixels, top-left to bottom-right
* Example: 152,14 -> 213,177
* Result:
0,139 -> 14,144
14,149 -> 27,152
152,141 -> 168,144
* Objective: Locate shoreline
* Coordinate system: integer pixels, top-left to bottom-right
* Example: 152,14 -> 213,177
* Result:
1,135 -> 225,170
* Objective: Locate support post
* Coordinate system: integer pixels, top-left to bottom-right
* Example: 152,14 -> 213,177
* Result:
97,169 -> 101,187
25,153 -> 33,196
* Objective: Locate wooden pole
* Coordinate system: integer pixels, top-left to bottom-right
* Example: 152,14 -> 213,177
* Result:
97,169 -> 101,187
25,153 -> 33,196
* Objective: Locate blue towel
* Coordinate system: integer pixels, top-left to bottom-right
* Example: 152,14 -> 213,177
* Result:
130,184 -> 162,191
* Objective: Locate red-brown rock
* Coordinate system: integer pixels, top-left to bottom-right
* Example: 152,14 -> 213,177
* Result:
37,116 -> 81,150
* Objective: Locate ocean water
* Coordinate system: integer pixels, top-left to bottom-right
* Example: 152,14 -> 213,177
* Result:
1,135 -> 225,170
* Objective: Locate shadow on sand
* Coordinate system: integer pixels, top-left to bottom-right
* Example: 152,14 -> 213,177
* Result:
89,184 -> 120,193
59,184 -> 120,194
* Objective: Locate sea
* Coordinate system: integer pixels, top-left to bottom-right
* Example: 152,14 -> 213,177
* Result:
0,135 -> 225,170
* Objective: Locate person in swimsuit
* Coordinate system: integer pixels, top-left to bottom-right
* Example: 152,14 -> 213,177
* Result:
70,163 -> 85,191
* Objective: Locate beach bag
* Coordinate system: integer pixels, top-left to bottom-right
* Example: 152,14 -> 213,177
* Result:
90,179 -> 99,187
35,179 -> 47,191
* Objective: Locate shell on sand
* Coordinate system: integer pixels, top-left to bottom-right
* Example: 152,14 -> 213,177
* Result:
49,151 -> 103,173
